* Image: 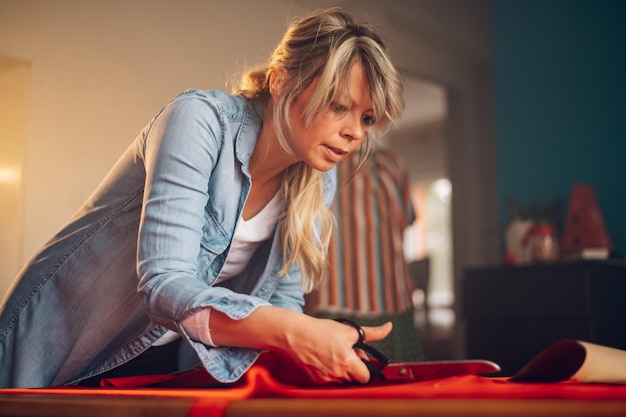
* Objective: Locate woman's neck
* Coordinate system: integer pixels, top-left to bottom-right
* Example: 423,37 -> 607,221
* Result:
244,120 -> 293,220
249,115 -> 295,186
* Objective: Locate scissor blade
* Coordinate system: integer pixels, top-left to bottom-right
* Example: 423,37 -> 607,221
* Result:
382,360 -> 501,382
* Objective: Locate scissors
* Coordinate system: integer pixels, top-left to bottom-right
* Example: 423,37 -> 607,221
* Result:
334,318 -> 389,380
334,317 -> 500,383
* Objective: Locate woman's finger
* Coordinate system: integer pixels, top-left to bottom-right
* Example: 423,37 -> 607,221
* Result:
355,347 -> 369,361
348,353 -> 372,384
361,321 -> 393,343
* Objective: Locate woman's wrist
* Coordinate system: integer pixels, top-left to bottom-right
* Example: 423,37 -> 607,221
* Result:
208,305 -> 305,352
181,308 -> 219,347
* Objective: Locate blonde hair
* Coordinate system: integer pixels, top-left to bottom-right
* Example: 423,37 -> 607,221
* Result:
236,8 -> 404,292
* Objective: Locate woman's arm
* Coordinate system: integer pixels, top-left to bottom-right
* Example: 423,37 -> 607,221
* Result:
137,90 -> 272,329
209,306 -> 392,384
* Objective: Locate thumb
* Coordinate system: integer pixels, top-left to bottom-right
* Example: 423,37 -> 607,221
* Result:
362,321 -> 393,343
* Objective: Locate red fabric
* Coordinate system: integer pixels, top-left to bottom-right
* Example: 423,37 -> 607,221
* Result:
2,355 -> 625,417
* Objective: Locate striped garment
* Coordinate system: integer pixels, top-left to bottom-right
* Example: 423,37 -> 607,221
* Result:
307,148 -> 417,315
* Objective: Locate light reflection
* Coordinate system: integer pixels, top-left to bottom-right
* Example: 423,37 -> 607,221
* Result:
0,166 -> 22,184
431,178 -> 452,203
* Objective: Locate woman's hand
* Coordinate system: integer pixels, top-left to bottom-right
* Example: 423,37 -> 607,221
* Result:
208,306 -> 392,385
281,314 -> 393,384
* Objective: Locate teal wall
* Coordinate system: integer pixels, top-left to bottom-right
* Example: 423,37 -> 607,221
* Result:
493,0 -> 626,255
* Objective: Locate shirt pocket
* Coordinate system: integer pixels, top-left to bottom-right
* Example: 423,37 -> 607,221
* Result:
196,211 -> 230,282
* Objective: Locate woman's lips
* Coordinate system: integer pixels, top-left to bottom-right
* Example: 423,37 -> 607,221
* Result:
324,145 -> 348,162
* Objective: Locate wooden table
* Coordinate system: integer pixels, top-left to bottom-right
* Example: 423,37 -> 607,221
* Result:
228,399 -> 626,417
1,395 -> 626,417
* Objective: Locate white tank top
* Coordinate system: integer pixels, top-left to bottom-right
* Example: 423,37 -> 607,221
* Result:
216,190 -> 284,282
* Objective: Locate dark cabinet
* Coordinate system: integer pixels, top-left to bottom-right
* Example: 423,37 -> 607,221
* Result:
461,260 -> 626,376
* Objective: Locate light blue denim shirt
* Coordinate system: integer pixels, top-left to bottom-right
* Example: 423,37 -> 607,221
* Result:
0,88 -> 337,388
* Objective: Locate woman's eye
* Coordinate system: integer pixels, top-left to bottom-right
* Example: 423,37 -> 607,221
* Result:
331,102 -> 348,113
362,114 -> 376,126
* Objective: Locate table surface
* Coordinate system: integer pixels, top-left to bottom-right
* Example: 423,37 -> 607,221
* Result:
1,394 -> 626,417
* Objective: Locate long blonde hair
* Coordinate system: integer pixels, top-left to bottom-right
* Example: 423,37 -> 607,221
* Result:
236,8 -> 404,292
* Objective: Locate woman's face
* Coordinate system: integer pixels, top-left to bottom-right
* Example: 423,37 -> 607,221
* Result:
287,61 -> 375,172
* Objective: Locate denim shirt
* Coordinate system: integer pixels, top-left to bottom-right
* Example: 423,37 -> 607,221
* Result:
0,89 -> 337,388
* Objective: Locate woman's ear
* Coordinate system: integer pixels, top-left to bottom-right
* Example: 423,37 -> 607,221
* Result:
269,69 -> 286,97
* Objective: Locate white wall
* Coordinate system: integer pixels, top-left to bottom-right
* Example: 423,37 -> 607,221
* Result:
0,1 -> 497,342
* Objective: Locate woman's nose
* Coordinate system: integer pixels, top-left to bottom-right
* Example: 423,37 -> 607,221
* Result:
341,115 -> 365,141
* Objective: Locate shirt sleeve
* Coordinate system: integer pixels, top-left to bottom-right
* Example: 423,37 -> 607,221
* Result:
136,90 -> 270,329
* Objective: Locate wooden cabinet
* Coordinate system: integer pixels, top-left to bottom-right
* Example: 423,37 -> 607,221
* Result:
461,260 -> 626,376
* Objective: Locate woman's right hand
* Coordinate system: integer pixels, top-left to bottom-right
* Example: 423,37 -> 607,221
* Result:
279,314 -> 393,384
208,306 -> 392,384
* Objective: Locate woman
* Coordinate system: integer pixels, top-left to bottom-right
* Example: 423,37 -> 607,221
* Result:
0,7 -> 404,388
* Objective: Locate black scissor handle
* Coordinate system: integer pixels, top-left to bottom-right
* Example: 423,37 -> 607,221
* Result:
334,318 -> 389,381
334,318 -> 366,344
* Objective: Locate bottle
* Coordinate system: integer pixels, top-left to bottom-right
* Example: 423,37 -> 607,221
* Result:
525,224 -> 559,263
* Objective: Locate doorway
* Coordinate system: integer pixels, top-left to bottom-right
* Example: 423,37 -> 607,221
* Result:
384,75 -> 454,360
